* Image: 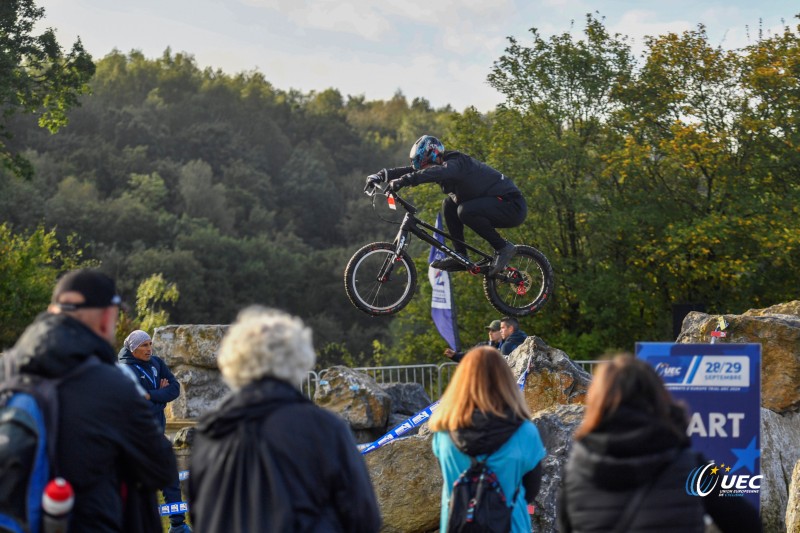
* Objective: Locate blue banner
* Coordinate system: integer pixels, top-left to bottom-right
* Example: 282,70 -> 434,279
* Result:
428,213 -> 460,351
636,342 -> 761,510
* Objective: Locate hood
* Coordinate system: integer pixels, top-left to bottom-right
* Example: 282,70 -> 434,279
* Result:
450,409 -> 524,456
118,346 -> 143,365
571,406 -> 689,489
12,312 -> 116,378
196,377 -> 308,439
505,330 -> 527,343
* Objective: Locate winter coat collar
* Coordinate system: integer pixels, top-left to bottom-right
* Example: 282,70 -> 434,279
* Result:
196,376 -> 310,439
571,406 -> 689,489
449,409 -> 524,456
12,312 -> 116,377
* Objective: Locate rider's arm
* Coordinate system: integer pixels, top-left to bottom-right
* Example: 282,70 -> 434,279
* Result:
383,166 -> 414,181
403,157 -> 463,186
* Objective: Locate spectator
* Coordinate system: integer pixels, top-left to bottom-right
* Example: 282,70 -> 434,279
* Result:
118,330 -> 190,533
499,316 -> 527,356
443,319 -> 503,363
429,346 -> 546,533
5,269 -> 176,532
189,306 -> 381,532
558,354 -> 761,533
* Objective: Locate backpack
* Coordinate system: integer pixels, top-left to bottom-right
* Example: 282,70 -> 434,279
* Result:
0,357 -> 98,533
446,452 -> 517,533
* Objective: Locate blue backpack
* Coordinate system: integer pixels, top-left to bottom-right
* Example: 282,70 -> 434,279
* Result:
0,357 -> 97,533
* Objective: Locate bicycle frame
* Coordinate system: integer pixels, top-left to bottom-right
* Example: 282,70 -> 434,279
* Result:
371,186 -> 494,281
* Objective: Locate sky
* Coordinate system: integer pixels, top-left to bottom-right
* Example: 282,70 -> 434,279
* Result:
36,0 -> 799,112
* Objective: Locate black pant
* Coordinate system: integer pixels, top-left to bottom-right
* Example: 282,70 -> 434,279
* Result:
442,194 -> 527,253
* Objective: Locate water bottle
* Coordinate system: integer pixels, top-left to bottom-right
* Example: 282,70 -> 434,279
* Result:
41,477 -> 74,533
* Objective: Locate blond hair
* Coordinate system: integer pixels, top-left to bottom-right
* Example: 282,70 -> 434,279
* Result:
429,346 -> 530,431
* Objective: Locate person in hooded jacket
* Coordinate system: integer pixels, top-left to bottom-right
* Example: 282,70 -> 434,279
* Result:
4,269 -> 176,533
118,329 -> 190,533
498,316 -> 527,357
558,354 -> 761,533
429,346 -> 546,533
188,306 -> 381,532
366,135 -> 527,276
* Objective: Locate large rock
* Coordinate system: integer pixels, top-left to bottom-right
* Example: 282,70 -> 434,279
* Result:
153,325 -> 230,419
380,382 -> 431,416
530,405 -> 584,533
508,336 -> 592,413
364,431 -> 441,533
761,409 -> 800,533
315,366 -> 392,430
787,459 -> 800,533
678,310 -> 800,413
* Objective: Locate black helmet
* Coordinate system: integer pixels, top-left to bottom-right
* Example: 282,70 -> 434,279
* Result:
409,135 -> 445,170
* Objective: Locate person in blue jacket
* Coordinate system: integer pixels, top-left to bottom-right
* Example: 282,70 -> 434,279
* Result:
119,330 -> 191,533
429,346 -> 546,533
499,316 -> 527,357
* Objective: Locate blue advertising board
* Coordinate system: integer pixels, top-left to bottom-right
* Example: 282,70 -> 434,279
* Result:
636,342 -> 761,510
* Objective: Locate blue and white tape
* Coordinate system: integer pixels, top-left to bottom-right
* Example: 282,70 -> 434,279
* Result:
358,400 -> 440,455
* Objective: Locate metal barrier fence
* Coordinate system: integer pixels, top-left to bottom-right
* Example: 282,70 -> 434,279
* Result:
303,359 -> 605,400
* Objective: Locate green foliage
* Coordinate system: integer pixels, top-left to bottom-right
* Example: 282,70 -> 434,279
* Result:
0,223 -> 86,348
3,12 -> 800,366
0,0 -> 95,177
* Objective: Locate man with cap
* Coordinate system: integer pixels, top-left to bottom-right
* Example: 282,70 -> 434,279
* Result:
5,269 -> 176,532
443,319 -> 503,363
118,330 -> 191,533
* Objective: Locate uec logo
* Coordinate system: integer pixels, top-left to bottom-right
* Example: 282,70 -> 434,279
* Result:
686,462 -> 763,496
686,463 -> 719,497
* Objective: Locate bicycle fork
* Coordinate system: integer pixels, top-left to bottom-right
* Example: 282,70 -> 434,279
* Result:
376,216 -> 412,283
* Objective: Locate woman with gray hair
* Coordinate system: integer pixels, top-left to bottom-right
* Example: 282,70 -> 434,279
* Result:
188,306 -> 381,532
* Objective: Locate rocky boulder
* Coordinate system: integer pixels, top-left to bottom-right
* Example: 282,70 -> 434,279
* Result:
508,336 -> 592,413
315,366 -> 392,430
530,404 -> 584,533
678,309 -> 800,413
364,431 -> 441,533
153,325 -> 230,419
761,409 -> 800,532
787,459 -> 800,533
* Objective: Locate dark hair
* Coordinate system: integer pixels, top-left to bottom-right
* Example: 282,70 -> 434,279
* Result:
575,354 -> 686,440
500,316 -> 519,331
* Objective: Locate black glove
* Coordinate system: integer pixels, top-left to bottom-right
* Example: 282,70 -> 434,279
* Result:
364,170 -> 387,191
388,177 -> 408,192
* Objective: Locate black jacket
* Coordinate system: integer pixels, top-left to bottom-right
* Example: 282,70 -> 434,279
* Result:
385,151 -> 521,204
189,377 -> 381,532
118,347 -> 180,431
558,406 -> 761,533
450,410 -> 542,503
10,313 -> 176,533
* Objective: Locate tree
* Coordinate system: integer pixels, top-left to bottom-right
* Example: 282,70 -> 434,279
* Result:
0,223 -> 86,349
0,0 -> 95,177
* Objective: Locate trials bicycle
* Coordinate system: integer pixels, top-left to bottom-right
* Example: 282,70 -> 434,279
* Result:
344,181 -> 554,317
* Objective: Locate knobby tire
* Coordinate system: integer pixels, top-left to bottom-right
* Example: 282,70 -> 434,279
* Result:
344,242 -> 418,316
483,245 -> 553,317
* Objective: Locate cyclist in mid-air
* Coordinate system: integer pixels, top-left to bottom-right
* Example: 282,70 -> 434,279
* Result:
366,135 -> 527,276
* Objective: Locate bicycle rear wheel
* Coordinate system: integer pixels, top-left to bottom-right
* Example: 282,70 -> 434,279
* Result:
483,245 -> 553,317
344,242 -> 418,316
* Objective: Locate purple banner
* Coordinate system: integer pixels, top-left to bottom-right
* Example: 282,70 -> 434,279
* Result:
428,213 -> 460,351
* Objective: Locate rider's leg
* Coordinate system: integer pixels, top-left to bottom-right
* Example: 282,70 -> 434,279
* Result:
457,196 -> 527,275
442,196 -> 468,255
431,196 -> 469,271
457,195 -> 527,248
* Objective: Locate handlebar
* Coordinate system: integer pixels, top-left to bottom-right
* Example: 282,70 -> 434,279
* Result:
363,177 -> 417,215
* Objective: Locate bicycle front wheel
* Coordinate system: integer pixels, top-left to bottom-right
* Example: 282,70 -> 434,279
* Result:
344,242 -> 418,316
483,244 -> 554,317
